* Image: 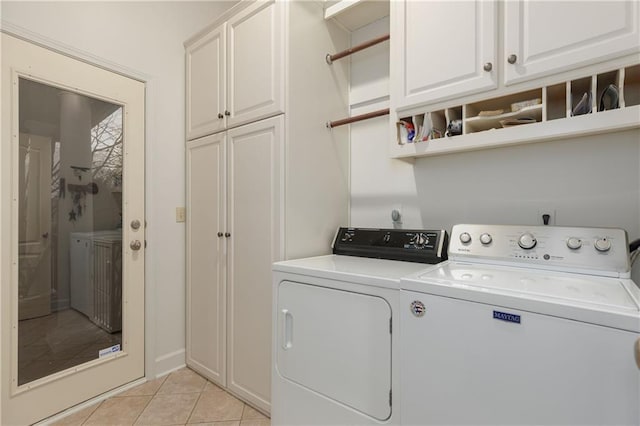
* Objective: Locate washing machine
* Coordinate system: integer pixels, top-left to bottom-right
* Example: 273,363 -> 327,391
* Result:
401,224 -> 640,425
271,227 -> 448,425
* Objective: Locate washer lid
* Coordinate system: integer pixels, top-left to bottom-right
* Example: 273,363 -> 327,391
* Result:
273,255 -> 435,289
402,262 -> 640,331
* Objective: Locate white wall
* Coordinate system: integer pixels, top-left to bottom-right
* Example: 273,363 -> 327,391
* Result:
349,19 -> 640,244
1,1 -> 238,377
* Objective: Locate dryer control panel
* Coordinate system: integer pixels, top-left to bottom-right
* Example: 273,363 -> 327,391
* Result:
333,227 -> 448,264
449,224 -> 630,277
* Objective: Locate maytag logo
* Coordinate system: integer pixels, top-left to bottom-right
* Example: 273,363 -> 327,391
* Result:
493,310 -> 521,324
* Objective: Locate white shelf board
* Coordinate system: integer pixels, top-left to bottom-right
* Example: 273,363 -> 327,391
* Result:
391,105 -> 640,159
324,0 -> 389,31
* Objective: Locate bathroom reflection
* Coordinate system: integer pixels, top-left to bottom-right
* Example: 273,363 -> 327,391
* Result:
18,78 -> 124,385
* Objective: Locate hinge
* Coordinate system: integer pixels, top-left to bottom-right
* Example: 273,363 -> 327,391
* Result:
389,317 -> 392,334
389,389 -> 392,407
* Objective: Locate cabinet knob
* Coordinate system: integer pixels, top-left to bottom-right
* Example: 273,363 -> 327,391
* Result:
224,110 -> 231,116
507,54 -> 517,64
130,240 -> 142,251
225,232 -> 231,238
483,62 -> 493,72
217,232 -> 223,237
218,113 -> 224,119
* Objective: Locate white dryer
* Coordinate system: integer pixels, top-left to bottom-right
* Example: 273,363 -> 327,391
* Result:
401,224 -> 640,425
272,227 -> 448,425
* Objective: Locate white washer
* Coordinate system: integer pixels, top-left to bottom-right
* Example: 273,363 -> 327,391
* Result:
401,224 -> 640,426
271,228 -> 447,425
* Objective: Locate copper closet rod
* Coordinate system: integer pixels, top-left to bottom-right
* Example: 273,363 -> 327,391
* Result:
326,108 -> 390,129
325,33 -> 390,64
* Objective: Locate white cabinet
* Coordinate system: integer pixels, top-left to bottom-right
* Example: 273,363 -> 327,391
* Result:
504,1 -> 640,86
186,133 -> 226,385
185,0 -> 284,140
186,116 -> 283,409
390,0 -> 497,109
185,0 -> 350,414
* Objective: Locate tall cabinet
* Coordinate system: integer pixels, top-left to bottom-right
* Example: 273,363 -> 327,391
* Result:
185,0 -> 350,414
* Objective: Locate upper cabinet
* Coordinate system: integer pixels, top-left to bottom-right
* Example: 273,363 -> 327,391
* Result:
186,0 -> 284,140
504,1 -> 640,86
390,0 -> 497,109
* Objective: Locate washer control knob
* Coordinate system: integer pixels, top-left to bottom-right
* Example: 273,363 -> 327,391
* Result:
594,238 -> 612,252
479,233 -> 492,245
459,232 -> 472,244
566,237 -> 582,250
518,233 -> 537,250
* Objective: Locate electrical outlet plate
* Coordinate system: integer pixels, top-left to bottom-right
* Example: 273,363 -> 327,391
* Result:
176,207 -> 186,223
537,209 -> 556,226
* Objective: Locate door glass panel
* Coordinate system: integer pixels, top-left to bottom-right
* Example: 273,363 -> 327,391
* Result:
18,78 -> 123,385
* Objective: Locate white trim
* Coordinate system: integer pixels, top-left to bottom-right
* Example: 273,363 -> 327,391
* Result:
0,21 -> 150,83
154,349 -> 186,377
34,377 -> 147,426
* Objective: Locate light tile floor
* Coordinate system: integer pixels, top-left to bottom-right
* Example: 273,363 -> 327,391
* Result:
51,368 -> 271,426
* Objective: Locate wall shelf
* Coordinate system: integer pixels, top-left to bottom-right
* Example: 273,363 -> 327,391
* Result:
392,64 -> 640,158
324,0 -> 389,31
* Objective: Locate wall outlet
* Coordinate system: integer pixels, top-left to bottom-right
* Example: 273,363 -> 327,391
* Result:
176,207 -> 186,223
537,209 -> 556,226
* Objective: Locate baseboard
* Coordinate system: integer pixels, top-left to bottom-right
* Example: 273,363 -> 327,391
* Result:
154,348 -> 186,378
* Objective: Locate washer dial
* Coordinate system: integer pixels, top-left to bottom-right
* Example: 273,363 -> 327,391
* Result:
518,233 -> 537,250
566,237 -> 582,250
459,232 -> 472,244
594,238 -> 611,252
479,233 -> 492,245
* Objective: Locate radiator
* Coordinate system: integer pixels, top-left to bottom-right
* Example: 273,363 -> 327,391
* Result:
92,238 -> 122,333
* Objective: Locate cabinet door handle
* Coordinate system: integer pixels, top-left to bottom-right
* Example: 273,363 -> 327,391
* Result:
217,113 -> 224,119
507,54 -> 517,64
224,110 -> 231,116
225,232 -> 231,238
217,232 -> 223,237
483,62 -> 492,72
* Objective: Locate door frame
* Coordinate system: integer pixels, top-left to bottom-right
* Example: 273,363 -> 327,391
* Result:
0,30 -> 148,424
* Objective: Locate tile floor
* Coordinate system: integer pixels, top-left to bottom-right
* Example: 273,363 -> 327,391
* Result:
51,368 -> 271,426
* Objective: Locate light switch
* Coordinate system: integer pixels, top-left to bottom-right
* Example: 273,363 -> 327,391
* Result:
176,207 -> 186,222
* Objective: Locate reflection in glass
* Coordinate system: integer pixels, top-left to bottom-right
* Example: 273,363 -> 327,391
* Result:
18,78 -> 124,385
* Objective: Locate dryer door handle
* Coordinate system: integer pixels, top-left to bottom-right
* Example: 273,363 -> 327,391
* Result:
635,338 -> 640,370
281,309 -> 293,350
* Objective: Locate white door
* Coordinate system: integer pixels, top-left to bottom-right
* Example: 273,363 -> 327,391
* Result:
186,23 -> 227,140
18,134 -> 52,320
276,281 -> 393,421
504,1 -> 640,85
186,133 -> 227,386
1,34 -> 145,425
227,0 -> 284,128
226,115 -> 283,413
391,0 -> 497,108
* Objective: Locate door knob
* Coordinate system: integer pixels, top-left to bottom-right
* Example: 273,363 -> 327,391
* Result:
224,110 -> 231,116
225,232 -> 231,238
217,232 -> 223,237
483,62 -> 492,72
131,219 -> 141,230
130,240 -> 142,251
218,113 -> 224,119
507,54 -> 517,64
42,232 -> 49,239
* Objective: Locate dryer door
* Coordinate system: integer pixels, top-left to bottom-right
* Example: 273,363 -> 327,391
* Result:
276,281 -> 392,421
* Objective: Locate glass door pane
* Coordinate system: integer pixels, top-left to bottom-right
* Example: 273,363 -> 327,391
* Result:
18,77 -> 124,385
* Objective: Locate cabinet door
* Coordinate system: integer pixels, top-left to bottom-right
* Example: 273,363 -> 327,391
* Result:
186,133 -> 227,386
227,0 -> 284,128
391,0 -> 497,109
227,116 -> 283,413
504,1 -> 640,85
186,24 -> 226,140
